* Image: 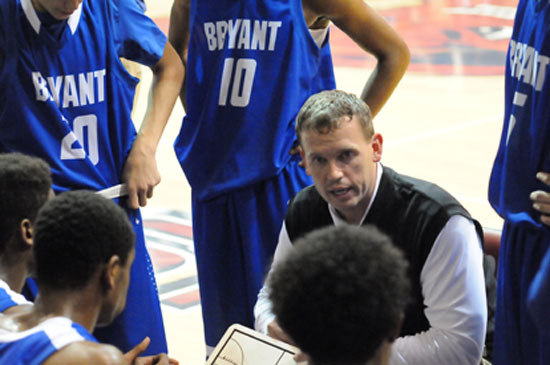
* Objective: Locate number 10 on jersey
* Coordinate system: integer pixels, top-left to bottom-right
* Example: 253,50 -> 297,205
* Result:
218,58 -> 257,107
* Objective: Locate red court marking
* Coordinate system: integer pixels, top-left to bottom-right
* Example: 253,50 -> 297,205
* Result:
145,220 -> 194,238
148,247 -> 185,271
165,290 -> 201,306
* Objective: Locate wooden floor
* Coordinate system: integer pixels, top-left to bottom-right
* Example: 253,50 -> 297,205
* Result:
133,0 -> 516,363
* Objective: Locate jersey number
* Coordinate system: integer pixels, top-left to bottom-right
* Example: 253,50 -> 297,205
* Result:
60,114 -> 99,165
218,58 -> 257,107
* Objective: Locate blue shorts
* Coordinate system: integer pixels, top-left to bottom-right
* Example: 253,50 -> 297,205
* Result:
192,157 -> 311,348
528,247 -> 550,332
493,221 -> 550,365
94,208 -> 167,355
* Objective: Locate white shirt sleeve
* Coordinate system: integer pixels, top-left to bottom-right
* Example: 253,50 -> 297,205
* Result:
253,222 -> 294,334
390,215 -> 487,365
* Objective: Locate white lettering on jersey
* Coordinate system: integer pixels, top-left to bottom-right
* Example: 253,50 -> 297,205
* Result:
63,75 -> 78,108
509,40 -> 550,91
32,69 -> 107,107
78,72 -> 95,106
227,19 -> 242,49
32,72 -> 50,101
203,19 -> 282,51
505,41 -> 549,146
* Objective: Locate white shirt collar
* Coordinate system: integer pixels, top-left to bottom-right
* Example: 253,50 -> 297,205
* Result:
328,162 -> 383,226
21,0 -> 82,35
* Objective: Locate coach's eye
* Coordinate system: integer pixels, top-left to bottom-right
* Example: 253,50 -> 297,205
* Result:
312,156 -> 327,165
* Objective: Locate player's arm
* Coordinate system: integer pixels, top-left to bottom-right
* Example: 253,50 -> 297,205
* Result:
303,0 -> 410,117
122,40 -> 184,209
391,216 -> 487,364
168,0 -> 190,110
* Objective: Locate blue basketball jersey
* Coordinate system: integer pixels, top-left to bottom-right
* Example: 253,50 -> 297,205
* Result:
0,317 -> 97,364
488,0 -> 550,227
0,0 -> 166,193
0,280 -> 30,313
176,0 -> 336,201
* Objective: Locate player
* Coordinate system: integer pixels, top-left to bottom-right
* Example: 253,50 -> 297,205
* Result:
269,225 -> 410,365
488,0 -> 550,362
168,0 -> 410,350
0,191 -> 172,364
0,153 -> 52,313
0,0 -> 184,355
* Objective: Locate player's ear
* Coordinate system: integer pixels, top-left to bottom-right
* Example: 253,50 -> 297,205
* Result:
18,218 -> 34,251
102,255 -> 121,293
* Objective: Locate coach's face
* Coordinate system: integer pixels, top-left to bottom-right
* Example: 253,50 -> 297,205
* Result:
300,116 -> 382,224
32,0 -> 83,20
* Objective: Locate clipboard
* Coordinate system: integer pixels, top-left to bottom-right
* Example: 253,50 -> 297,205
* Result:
207,324 -> 302,365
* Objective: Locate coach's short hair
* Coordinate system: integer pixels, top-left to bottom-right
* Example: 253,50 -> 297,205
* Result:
295,90 -> 374,144
33,191 -> 135,291
269,225 -> 409,364
0,153 -> 52,251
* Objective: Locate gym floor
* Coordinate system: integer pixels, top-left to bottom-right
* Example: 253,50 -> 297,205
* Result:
134,0 -> 515,363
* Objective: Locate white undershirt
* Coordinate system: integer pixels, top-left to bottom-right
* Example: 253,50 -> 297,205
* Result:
309,27 -> 329,48
254,164 -> 487,365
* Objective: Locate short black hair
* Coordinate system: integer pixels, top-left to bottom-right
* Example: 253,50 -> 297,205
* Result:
0,153 -> 52,251
33,190 -> 135,291
269,225 -> 410,364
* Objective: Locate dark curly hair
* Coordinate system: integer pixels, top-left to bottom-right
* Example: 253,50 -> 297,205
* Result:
0,153 -> 52,252
269,225 -> 410,364
33,190 -> 135,291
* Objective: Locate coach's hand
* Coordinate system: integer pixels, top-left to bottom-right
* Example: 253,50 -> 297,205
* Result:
267,321 -> 309,362
531,172 -> 550,226
122,135 -> 161,209
267,320 -> 293,344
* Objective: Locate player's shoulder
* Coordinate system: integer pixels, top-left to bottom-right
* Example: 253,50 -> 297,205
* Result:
44,341 -> 125,365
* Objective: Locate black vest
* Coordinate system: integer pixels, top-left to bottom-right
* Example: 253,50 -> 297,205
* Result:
285,166 -> 481,336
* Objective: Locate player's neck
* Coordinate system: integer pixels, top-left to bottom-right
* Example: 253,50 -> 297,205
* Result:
31,287 -> 102,333
0,255 -> 28,294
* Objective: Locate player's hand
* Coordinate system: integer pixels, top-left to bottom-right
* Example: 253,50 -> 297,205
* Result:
531,172 -> 550,226
123,337 -> 150,363
122,136 -> 161,209
134,353 -> 179,365
123,337 -> 179,365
